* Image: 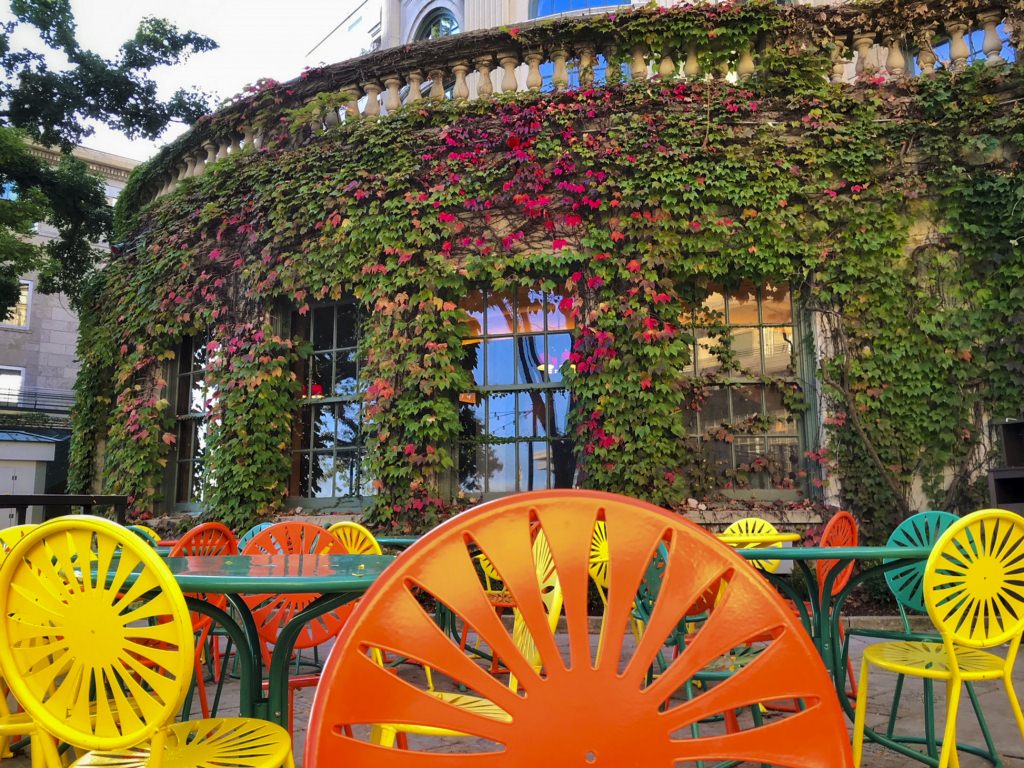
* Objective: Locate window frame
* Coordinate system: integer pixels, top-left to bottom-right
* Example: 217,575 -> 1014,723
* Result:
170,332 -> 212,514
1,281 -> 32,330
0,366 -> 25,406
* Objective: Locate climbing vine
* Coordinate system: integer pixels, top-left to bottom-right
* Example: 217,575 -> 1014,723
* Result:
71,2 -> 1022,539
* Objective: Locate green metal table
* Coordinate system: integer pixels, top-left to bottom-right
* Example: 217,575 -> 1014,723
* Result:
164,553 -> 395,729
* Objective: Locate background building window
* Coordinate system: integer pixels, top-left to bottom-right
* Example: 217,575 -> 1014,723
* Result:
414,8 -> 460,41
685,282 -> 801,490
174,333 -> 211,506
0,367 -> 23,405
2,282 -> 31,328
530,0 -> 629,19
459,286 -> 576,495
291,303 -> 369,500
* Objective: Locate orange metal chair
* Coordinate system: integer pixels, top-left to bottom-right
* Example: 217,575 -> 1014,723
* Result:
243,520 -> 352,736
306,489 -> 853,766
168,521 -> 239,718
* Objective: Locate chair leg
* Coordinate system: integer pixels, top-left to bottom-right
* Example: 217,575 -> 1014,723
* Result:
924,679 -> 937,759
886,674 -> 905,738
852,657 -> 871,768
966,681 -> 1000,765
194,652 -> 210,719
938,682 -> 962,768
1006,670 -> 1024,743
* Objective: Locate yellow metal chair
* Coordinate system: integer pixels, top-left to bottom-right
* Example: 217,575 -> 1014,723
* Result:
0,515 -> 294,768
852,508 -> 1024,768
0,525 -> 36,761
721,516 -> 784,573
327,521 -> 383,555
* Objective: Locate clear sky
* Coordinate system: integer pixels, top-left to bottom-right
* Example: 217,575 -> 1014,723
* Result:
3,0 -> 378,161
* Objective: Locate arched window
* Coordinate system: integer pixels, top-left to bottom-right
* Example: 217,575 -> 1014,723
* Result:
530,0 -> 629,20
414,8 -> 460,41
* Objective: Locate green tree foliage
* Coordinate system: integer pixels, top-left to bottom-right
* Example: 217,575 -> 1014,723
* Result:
0,0 -> 216,312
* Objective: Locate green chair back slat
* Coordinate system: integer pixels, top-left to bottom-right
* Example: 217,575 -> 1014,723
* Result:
884,510 -> 959,614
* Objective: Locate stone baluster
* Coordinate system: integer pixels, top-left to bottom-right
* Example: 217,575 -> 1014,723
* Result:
853,31 -> 875,77
405,71 -> 423,103
452,61 -> 471,100
428,68 -> 446,99
241,126 -> 255,150
183,153 -> 198,178
683,42 -> 700,80
230,134 -> 243,154
658,46 -> 676,79
203,141 -> 217,168
630,44 -> 648,80
158,174 -> 172,198
475,56 -> 494,99
362,81 -> 382,116
498,51 -> 520,93
915,26 -> 938,74
946,21 -> 970,71
309,107 -> 325,135
551,48 -> 569,91
324,107 -> 341,129
191,149 -> 206,177
978,10 -> 1007,66
577,42 -> 596,87
215,141 -> 229,161
344,88 -> 361,120
525,50 -> 544,91
384,75 -> 403,112
884,36 -> 906,78
737,46 -> 755,81
604,44 -> 622,85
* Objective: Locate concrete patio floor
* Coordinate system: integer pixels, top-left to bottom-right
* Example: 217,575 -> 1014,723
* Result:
3,633 -> 1022,766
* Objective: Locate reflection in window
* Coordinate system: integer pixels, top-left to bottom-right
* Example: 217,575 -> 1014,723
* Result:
175,333 -> 212,505
684,282 -> 801,490
291,303 -> 370,500
531,0 -> 628,19
460,287 -> 576,495
414,8 -> 460,41
2,282 -> 30,328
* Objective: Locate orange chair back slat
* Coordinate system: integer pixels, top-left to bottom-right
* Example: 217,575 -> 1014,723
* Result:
306,489 -> 853,767
242,521 -> 350,650
816,510 -> 859,599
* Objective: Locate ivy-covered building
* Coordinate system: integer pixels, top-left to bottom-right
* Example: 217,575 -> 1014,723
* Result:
71,0 -> 1024,539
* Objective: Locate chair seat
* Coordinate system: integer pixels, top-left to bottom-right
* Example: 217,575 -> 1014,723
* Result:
863,641 -> 1006,681
70,717 -> 293,768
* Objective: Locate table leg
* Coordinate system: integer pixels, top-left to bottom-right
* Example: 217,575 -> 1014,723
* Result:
184,597 -> 259,718
266,591 -> 363,730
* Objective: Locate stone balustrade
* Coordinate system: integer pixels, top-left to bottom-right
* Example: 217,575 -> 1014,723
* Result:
135,0 -> 1021,208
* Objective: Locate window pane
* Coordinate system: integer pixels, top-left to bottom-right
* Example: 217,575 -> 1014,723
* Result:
764,388 -> 794,433
521,441 -> 548,491
695,330 -> 721,374
312,404 -> 337,451
311,352 -> 332,394
334,450 -> 360,496
335,350 -> 358,396
518,336 -> 544,386
486,291 -> 514,335
337,402 -> 361,444
732,384 -> 762,423
464,290 -> 484,337
312,306 -> 334,351
486,338 -> 515,385
700,288 -> 725,322
312,453 -> 335,497
518,391 -> 548,438
296,452 -> 311,496
459,442 -> 485,493
732,327 -> 762,374
546,333 -> 572,383
702,388 -> 730,429
763,326 -> 793,376
547,293 -> 574,331
336,305 -> 358,349
762,284 -> 792,323
488,392 -> 516,438
516,286 -> 546,334
551,390 -> 571,436
487,442 -> 518,493
728,281 -> 759,324
550,439 -> 575,487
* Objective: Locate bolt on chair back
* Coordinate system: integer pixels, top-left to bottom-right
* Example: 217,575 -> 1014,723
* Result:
0,515 -> 293,768
306,489 -> 852,767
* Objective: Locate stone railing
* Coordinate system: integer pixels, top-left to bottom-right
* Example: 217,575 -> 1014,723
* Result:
133,0 -> 1021,208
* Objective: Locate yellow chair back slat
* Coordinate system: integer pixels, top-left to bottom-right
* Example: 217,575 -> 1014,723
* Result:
327,521 -> 383,555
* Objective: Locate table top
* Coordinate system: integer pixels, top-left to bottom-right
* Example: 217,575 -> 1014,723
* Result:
163,553 -> 395,593
717,532 -> 802,545
737,545 -> 931,562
